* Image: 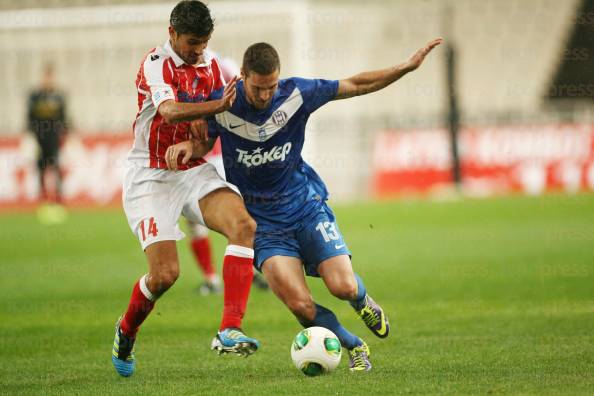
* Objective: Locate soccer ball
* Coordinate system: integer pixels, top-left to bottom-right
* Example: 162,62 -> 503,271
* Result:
291,327 -> 342,376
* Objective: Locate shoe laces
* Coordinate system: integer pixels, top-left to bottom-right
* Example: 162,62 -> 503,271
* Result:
223,328 -> 245,340
349,346 -> 369,369
360,305 -> 381,328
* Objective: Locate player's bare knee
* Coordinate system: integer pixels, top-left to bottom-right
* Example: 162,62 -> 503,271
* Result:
239,215 -> 257,239
329,279 -> 358,301
287,298 -> 316,322
228,215 -> 256,245
150,264 -> 180,293
159,268 -> 179,289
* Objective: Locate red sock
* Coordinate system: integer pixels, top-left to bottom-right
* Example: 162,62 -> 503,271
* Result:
190,237 -> 216,278
121,275 -> 155,338
220,245 -> 254,330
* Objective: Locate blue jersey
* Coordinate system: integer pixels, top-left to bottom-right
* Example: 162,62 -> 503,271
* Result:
208,77 -> 339,228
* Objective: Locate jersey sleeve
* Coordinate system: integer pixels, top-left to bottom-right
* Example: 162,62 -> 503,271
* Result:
141,53 -> 177,109
206,56 -> 225,102
207,117 -> 220,139
210,56 -> 226,88
293,78 -> 339,114
205,76 -> 226,139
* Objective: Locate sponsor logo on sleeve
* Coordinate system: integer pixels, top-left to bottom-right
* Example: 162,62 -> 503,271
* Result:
152,88 -> 175,104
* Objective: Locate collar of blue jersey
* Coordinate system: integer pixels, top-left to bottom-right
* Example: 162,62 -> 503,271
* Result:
163,40 -> 212,68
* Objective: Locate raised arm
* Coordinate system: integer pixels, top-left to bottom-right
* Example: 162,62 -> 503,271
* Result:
335,38 -> 443,100
158,77 -> 237,124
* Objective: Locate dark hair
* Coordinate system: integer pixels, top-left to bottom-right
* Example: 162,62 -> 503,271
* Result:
242,42 -> 280,76
170,0 -> 214,37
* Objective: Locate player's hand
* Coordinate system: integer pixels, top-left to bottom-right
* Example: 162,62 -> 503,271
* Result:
216,76 -> 238,112
404,38 -> 443,71
189,119 -> 209,142
165,140 -> 194,171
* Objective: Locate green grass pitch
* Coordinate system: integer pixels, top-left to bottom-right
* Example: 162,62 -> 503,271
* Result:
1,194 -> 593,395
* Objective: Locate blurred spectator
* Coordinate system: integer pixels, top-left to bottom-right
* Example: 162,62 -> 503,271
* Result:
27,63 -> 68,222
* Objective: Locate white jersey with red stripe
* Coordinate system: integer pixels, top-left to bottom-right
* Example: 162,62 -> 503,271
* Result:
127,40 -> 225,170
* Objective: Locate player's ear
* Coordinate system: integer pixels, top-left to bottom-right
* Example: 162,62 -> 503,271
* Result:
240,68 -> 246,80
168,26 -> 176,41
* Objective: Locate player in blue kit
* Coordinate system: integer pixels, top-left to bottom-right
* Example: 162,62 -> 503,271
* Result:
165,38 -> 442,371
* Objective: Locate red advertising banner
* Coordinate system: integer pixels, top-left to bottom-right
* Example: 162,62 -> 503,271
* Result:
3,125 -> 593,207
373,124 -> 594,197
0,134 -> 222,208
0,134 -> 132,207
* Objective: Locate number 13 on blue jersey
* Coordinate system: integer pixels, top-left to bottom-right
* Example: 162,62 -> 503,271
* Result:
315,221 -> 339,242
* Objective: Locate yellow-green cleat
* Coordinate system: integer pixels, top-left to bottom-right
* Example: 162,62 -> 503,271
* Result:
111,317 -> 136,377
348,341 -> 372,372
355,295 -> 390,338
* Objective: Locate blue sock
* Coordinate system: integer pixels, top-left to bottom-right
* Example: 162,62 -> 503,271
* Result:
299,303 -> 363,349
349,273 -> 367,310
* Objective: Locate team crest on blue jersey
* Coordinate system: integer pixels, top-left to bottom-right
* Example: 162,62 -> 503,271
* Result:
258,127 -> 267,141
272,110 -> 288,126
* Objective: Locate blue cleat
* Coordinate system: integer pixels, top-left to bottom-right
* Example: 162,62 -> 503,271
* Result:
210,328 -> 259,357
111,317 -> 136,377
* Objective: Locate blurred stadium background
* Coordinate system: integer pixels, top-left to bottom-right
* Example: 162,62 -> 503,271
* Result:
1,0 -> 593,204
1,1 -> 593,394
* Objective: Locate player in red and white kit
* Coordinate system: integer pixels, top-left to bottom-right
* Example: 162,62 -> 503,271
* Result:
112,1 -> 259,377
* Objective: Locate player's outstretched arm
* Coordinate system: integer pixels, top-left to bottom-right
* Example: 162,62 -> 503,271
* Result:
335,38 -> 443,100
158,77 -> 238,124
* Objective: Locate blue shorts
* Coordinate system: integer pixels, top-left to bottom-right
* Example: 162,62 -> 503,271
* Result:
254,203 -> 351,277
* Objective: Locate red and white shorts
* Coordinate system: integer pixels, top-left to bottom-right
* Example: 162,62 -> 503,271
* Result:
122,162 -> 240,250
